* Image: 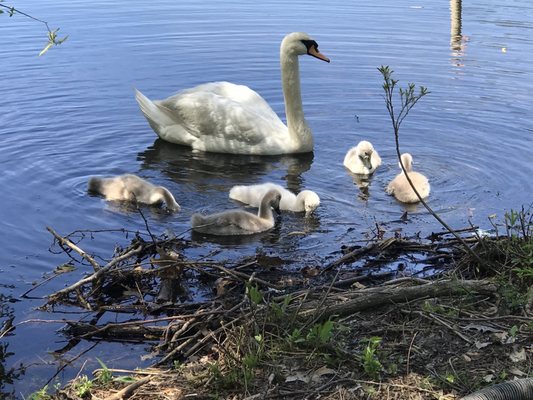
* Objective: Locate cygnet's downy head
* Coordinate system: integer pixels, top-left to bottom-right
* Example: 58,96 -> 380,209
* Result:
270,192 -> 282,214
87,177 -> 102,193
399,153 -> 413,172
299,190 -> 321,214
357,141 -> 376,171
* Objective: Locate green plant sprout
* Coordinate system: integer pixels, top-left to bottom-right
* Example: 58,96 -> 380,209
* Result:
361,336 -> 383,379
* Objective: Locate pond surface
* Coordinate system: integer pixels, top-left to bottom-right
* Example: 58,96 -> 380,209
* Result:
1,0 -> 532,396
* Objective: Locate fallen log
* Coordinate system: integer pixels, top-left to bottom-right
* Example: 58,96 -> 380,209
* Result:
297,279 -> 497,321
64,322 -> 168,341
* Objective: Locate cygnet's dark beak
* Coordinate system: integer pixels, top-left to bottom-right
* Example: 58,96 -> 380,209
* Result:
362,156 -> 373,171
273,203 -> 281,214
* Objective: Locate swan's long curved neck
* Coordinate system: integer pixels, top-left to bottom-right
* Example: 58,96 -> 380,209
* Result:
401,156 -> 413,173
258,200 -> 274,220
156,187 -> 180,211
280,52 -> 312,150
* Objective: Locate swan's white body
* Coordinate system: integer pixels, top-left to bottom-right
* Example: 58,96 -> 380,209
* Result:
343,140 -> 382,175
88,174 -> 180,211
135,32 -> 330,155
191,189 -> 281,236
386,153 -> 430,203
229,182 -> 320,214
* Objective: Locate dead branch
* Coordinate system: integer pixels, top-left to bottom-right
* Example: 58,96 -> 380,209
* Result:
208,263 -> 284,290
408,310 -> 474,344
47,226 -> 101,271
65,322 -> 169,341
323,237 -> 426,272
48,243 -> 143,301
107,375 -> 153,400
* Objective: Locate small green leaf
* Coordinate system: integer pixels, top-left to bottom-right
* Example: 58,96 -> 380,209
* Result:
55,263 -> 76,273
247,284 -> 263,305
319,320 -> 334,343
57,35 -> 69,44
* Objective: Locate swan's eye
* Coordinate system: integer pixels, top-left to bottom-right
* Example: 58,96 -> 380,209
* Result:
301,39 -> 318,53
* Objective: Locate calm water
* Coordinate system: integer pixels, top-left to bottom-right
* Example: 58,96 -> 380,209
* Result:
1,0 -> 532,396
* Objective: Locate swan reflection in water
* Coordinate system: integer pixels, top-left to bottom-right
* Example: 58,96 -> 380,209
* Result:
138,139 -> 314,194
349,173 -> 372,201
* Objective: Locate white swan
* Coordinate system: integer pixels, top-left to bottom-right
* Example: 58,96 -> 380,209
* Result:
135,32 -> 330,155
191,189 -> 281,236
386,153 -> 430,203
88,174 -> 180,211
343,140 -> 382,175
229,182 -> 320,214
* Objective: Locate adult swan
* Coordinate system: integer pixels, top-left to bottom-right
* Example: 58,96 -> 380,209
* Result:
135,32 -> 330,155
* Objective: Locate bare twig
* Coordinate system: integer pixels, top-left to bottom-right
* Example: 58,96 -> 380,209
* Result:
47,226 -> 101,272
406,331 -> 418,375
44,340 -> 101,388
48,242 -> 143,301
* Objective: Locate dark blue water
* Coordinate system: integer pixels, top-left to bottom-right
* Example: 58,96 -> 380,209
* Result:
1,0 -> 532,396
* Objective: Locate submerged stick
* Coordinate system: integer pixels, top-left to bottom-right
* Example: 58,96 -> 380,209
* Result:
323,237 -> 397,272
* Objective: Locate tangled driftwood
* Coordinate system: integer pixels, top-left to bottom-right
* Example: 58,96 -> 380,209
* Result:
36,225 -> 499,370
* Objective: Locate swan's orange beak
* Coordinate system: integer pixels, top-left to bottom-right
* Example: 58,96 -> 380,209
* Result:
308,46 -> 330,63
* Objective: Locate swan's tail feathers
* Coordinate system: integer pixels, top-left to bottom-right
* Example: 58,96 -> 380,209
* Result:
134,89 -> 176,135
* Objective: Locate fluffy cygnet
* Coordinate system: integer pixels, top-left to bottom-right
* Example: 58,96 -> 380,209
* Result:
386,153 -> 430,203
229,182 -> 320,214
343,140 -> 382,174
88,174 -> 180,211
191,189 -> 281,236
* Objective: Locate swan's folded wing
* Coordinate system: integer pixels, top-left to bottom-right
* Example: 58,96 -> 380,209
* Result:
216,211 -> 267,234
159,82 -> 285,146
